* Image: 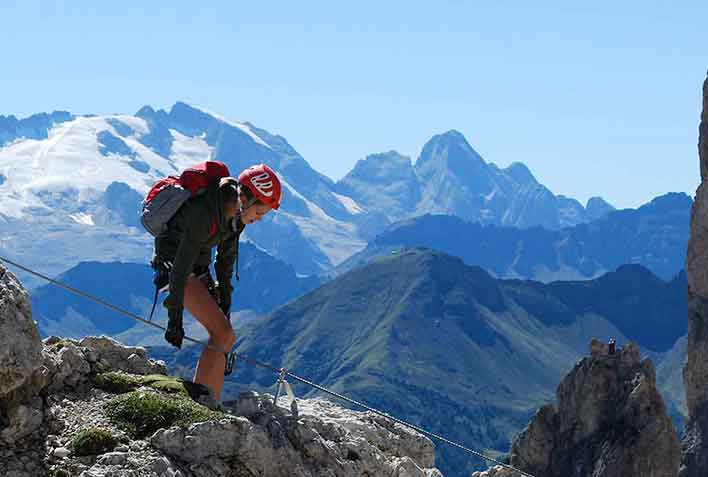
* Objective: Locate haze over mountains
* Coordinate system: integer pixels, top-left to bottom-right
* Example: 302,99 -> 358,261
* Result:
341,192 -> 691,282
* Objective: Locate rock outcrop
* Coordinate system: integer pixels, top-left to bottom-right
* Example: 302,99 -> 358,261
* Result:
0,264 -> 46,409
0,263 -> 443,477
473,340 -> 680,477
681,73 -> 708,476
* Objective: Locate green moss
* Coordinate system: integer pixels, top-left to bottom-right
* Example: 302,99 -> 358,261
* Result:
71,428 -> 118,456
50,469 -> 70,477
140,374 -> 193,395
104,391 -> 225,439
95,372 -> 211,401
95,371 -> 143,394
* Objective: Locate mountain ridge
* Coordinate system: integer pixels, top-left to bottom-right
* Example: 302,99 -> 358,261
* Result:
339,191 -> 691,282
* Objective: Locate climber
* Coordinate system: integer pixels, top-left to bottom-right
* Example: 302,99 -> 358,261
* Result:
150,163 -> 282,401
608,338 -> 616,355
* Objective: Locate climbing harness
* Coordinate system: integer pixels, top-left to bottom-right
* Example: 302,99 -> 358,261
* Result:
0,255 -> 538,477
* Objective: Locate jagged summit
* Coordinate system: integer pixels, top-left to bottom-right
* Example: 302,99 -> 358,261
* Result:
586,196 -> 615,220
336,150 -> 421,226
642,191 -> 692,212
473,340 -> 680,477
504,162 -> 536,185
416,129 -> 486,170
0,110 -> 74,147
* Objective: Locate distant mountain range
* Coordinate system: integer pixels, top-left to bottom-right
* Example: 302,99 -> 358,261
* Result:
337,131 -> 616,234
151,248 -> 688,477
1,103 -> 619,283
340,192 -> 691,282
30,243 -> 320,344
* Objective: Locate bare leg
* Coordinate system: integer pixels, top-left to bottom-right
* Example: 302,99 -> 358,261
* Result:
183,275 -> 236,401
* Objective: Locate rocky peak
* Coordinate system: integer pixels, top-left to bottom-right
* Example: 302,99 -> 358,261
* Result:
343,151 -> 416,182
0,263 -> 443,477
415,129 -> 486,172
642,192 -> 693,214
473,339 -> 680,477
681,73 -> 708,477
504,162 -> 537,185
585,196 -> 615,220
134,104 -> 169,124
336,150 -> 421,223
0,110 -> 74,147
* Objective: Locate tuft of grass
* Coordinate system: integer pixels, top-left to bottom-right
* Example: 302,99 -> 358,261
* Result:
70,428 -> 118,456
95,371 -> 143,394
104,391 -> 225,439
95,372 -> 211,401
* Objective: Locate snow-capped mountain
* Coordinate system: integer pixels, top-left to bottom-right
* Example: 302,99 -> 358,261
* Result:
0,102 -> 367,282
0,103 -> 615,285
0,110 -> 74,147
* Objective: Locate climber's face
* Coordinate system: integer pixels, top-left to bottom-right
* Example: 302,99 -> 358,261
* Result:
240,202 -> 272,224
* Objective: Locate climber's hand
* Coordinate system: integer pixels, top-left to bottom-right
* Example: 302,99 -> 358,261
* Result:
215,282 -> 232,321
165,307 -> 185,349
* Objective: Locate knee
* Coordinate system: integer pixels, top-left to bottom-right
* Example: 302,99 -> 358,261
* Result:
215,326 -> 236,350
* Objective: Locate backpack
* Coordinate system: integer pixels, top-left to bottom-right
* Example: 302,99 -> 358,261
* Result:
140,160 -> 231,237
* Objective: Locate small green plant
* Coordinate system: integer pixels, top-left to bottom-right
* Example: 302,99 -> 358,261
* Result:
104,391 -> 225,439
94,372 -> 211,400
70,427 -> 118,456
95,371 -> 143,394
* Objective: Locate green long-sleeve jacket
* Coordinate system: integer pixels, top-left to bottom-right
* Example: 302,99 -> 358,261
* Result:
155,184 -> 245,313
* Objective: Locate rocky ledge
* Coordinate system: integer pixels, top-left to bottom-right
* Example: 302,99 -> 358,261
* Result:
473,339 -> 680,477
0,263 -> 443,477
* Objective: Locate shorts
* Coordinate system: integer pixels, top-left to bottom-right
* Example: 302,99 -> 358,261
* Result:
153,260 -> 214,294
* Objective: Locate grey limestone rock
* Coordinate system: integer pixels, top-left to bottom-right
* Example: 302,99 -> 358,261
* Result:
681,73 -> 708,477
474,341 -> 680,477
0,264 -> 46,408
79,335 -> 167,375
151,393 -> 442,477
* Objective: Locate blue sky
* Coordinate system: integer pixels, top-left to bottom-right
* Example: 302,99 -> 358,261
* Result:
2,1 -> 706,208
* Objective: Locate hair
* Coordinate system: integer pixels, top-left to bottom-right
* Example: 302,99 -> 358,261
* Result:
219,180 -> 240,208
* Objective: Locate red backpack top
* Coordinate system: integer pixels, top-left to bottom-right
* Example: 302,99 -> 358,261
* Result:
141,160 -> 231,237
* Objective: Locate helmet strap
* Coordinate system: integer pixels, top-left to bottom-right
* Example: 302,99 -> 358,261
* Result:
237,184 -> 260,213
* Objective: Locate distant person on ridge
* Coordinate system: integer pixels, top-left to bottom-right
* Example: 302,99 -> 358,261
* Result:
148,163 -> 282,401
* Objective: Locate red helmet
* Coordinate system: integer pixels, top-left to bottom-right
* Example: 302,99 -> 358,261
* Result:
238,164 -> 282,210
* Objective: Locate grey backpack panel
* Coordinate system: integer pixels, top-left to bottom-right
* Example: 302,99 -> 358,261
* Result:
140,185 -> 192,236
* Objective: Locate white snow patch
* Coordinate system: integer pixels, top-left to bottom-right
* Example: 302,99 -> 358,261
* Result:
106,114 -> 150,136
69,213 -> 95,226
332,192 -> 364,215
190,105 -> 272,149
278,177 -> 365,264
169,129 -> 214,171
0,116 -> 184,217
485,186 -> 499,202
